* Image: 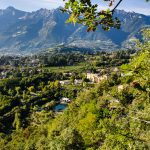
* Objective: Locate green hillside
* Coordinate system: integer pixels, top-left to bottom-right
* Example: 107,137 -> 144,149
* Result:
0,29 -> 150,150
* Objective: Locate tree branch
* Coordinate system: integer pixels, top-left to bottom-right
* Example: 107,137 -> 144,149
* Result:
111,0 -> 123,14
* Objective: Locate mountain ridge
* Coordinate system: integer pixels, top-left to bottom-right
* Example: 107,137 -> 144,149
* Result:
0,6 -> 150,55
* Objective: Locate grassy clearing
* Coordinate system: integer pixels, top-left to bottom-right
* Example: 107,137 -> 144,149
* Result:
44,65 -> 86,73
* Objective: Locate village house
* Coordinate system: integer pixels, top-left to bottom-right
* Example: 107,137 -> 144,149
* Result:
60,97 -> 71,103
99,74 -> 108,81
0,70 -> 8,79
117,85 -> 124,92
74,79 -> 82,85
59,80 -> 71,85
63,72 -> 72,77
87,73 -> 108,83
31,59 -> 39,64
113,67 -> 119,72
117,84 -> 128,92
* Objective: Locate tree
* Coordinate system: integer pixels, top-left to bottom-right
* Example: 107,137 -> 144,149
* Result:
15,86 -> 21,96
28,86 -> 35,92
70,75 -> 75,84
13,108 -> 22,131
62,0 -> 150,31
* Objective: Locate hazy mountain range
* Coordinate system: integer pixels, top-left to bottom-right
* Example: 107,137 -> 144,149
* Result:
0,6 -> 150,55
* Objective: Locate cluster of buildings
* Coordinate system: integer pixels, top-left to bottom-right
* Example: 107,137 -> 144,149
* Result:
59,72 -> 109,86
0,70 -> 7,79
86,73 -> 108,83
85,67 -> 119,84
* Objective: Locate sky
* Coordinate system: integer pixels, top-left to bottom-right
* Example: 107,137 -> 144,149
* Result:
0,0 -> 150,15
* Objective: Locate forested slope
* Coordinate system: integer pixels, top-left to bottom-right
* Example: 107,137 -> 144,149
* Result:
0,29 -> 150,150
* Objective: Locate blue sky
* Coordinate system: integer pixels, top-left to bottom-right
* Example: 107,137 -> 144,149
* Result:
0,0 -> 150,15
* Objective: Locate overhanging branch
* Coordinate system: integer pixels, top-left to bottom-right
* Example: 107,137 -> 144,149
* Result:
111,0 -> 123,14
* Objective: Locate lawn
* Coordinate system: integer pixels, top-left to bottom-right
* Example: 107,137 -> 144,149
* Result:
44,65 -> 86,73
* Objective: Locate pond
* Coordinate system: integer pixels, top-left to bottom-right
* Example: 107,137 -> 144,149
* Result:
54,104 -> 67,112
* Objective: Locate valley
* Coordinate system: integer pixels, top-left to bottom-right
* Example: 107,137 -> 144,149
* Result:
0,36 -> 149,149
0,50 -> 132,133
0,3 -> 150,150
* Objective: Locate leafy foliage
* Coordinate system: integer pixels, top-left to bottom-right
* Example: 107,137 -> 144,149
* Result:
62,0 -> 149,31
62,0 -> 121,31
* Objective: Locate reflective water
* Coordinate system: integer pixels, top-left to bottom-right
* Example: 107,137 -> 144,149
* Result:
54,104 -> 67,112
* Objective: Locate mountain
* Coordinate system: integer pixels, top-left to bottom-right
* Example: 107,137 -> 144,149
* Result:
0,7 -> 150,55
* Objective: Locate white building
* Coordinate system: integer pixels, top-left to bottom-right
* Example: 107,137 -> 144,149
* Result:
75,79 -> 82,85
117,85 -> 124,92
59,80 -> 71,85
60,97 -> 71,103
87,73 -> 108,83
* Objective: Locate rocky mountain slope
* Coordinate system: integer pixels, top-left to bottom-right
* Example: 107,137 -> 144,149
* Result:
0,7 -> 150,55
